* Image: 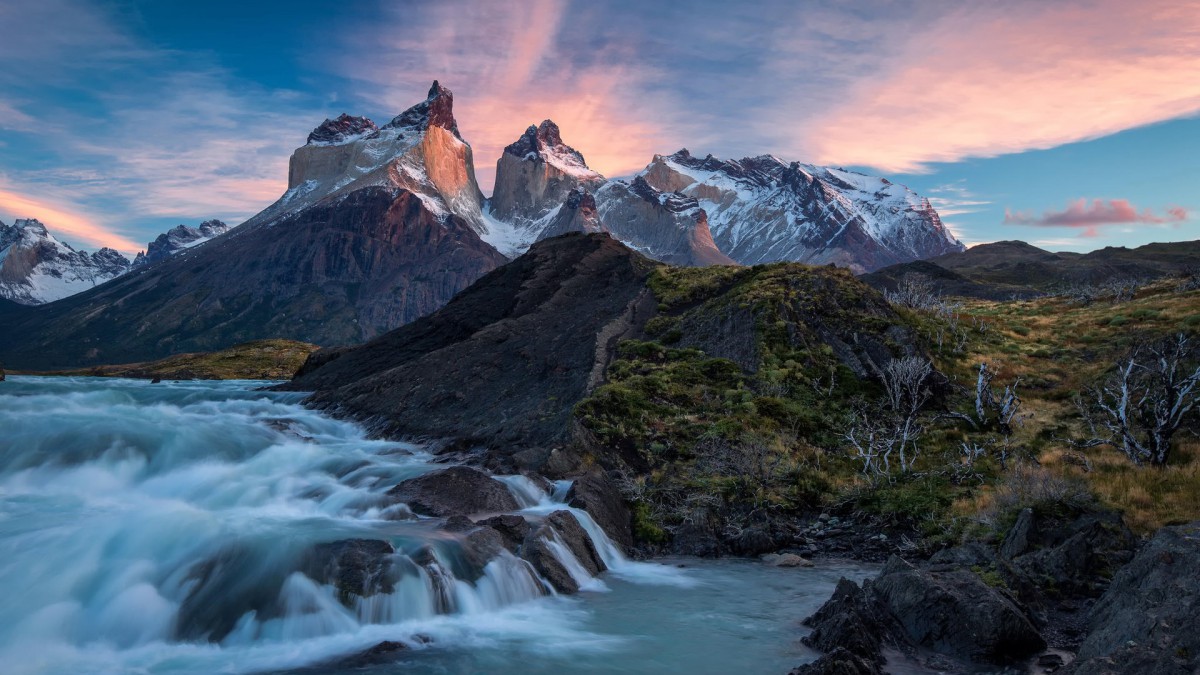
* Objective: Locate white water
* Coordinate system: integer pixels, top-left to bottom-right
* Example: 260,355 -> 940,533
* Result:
0,377 -> 875,674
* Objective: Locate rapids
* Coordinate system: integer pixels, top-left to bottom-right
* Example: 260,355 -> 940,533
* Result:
0,377 -> 874,674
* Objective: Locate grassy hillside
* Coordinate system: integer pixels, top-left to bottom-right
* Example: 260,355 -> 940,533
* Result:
19,339 -> 319,381
576,266 -> 1200,548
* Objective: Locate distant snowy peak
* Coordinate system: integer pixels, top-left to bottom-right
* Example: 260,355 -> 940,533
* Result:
264,80 -> 485,232
306,114 -> 379,146
133,219 -> 230,267
0,218 -> 131,305
640,149 -> 963,272
590,177 -> 735,267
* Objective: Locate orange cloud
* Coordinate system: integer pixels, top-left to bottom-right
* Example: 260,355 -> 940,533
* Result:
803,1 -> 1200,172
342,0 -> 689,192
1004,198 -> 1191,237
0,187 -> 141,251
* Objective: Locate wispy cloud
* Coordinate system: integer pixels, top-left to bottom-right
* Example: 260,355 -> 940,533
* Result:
0,179 -> 141,250
334,0 -> 695,190
800,0 -> 1200,173
1004,199 -> 1190,238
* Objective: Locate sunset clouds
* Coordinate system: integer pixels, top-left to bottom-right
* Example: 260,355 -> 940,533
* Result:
1005,199 -> 1190,238
0,0 -> 1197,252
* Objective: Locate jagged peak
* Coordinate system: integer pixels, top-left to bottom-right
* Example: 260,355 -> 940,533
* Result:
13,218 -> 49,235
382,80 -> 461,140
306,113 -> 379,146
501,119 -> 596,175
564,187 -> 597,213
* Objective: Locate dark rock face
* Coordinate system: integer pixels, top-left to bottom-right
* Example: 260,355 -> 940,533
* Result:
306,113 -> 379,146
387,466 -> 519,517
299,539 -> 396,605
565,473 -> 633,551
872,556 -> 1045,662
476,514 -> 532,553
287,233 -> 660,475
0,187 -> 506,369
523,510 -> 607,593
1066,522 -> 1200,675
802,555 -> 1045,672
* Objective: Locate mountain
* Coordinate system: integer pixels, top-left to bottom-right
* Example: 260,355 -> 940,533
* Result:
133,220 -> 229,267
864,239 -> 1200,298
482,121 -> 734,265
639,150 -> 964,272
0,219 -> 131,305
0,82 -> 506,369
283,232 -> 922,476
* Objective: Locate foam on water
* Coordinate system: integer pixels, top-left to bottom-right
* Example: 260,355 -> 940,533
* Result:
0,376 -> 879,675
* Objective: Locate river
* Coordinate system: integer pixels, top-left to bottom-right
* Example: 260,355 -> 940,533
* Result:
0,376 -> 874,674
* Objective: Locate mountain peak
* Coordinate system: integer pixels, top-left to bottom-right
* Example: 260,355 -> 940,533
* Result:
383,80 -> 461,139
503,119 -> 575,160
306,113 -> 379,146
13,218 -> 49,235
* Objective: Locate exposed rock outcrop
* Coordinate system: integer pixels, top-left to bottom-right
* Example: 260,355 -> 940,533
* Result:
1066,522 -> 1200,675
522,510 -> 607,593
387,466 -> 520,517
132,220 -> 229,267
566,473 -> 634,551
489,120 -> 605,231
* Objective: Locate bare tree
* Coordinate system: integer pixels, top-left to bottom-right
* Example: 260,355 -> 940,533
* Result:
946,362 -> 1023,434
1080,333 -> 1200,466
847,356 -> 934,475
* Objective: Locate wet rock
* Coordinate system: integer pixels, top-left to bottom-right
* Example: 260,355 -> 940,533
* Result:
732,526 -> 776,556
565,473 -> 633,551
1066,522 -> 1200,675
337,640 -> 408,668
521,510 -> 607,593
802,578 -> 886,662
788,647 -> 882,675
299,539 -> 396,605
476,514 -> 531,553
387,466 -> 519,517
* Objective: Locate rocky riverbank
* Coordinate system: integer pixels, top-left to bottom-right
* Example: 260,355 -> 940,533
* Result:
792,512 -> 1200,675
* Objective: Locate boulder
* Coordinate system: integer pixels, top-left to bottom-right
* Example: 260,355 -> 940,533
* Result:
1066,522 -> 1200,675
387,466 -> 519,517
299,539 -> 396,605
873,556 -> 1045,663
565,473 -> 633,550
476,514 -> 532,553
521,510 -> 607,593
763,553 -> 814,567
802,578 -> 886,662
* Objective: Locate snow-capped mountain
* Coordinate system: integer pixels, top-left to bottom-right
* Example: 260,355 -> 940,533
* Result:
481,122 -> 732,265
133,219 -> 230,267
0,219 -> 132,305
640,150 -> 964,272
258,81 -> 488,232
0,82 -> 507,367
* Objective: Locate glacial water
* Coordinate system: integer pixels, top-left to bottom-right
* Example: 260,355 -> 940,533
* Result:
0,376 -> 875,675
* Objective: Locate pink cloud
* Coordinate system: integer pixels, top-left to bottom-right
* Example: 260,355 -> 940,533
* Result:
1004,199 -> 1190,237
801,1 -> 1200,173
0,186 -> 141,251
338,0 -> 691,192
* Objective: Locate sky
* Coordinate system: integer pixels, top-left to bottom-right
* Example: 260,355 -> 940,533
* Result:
0,0 -> 1197,255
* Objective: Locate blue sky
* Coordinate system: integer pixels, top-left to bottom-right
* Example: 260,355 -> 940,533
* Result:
0,0 -> 1197,254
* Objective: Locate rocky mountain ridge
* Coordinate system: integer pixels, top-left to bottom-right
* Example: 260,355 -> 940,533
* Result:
0,219 -> 131,304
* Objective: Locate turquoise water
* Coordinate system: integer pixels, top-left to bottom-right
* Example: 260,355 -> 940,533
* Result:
0,376 -> 874,674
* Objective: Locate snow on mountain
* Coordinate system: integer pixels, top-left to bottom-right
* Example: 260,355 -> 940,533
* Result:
251,81 -> 488,233
640,150 -> 964,272
0,219 -> 131,305
485,119 -> 606,255
133,219 -> 230,267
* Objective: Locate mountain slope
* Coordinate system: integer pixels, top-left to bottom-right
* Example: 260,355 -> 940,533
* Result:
0,83 -> 506,369
0,219 -> 131,304
864,239 -> 1200,298
285,232 -> 923,476
639,150 -> 963,272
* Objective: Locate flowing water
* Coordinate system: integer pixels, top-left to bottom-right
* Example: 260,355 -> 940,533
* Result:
0,376 -> 875,675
